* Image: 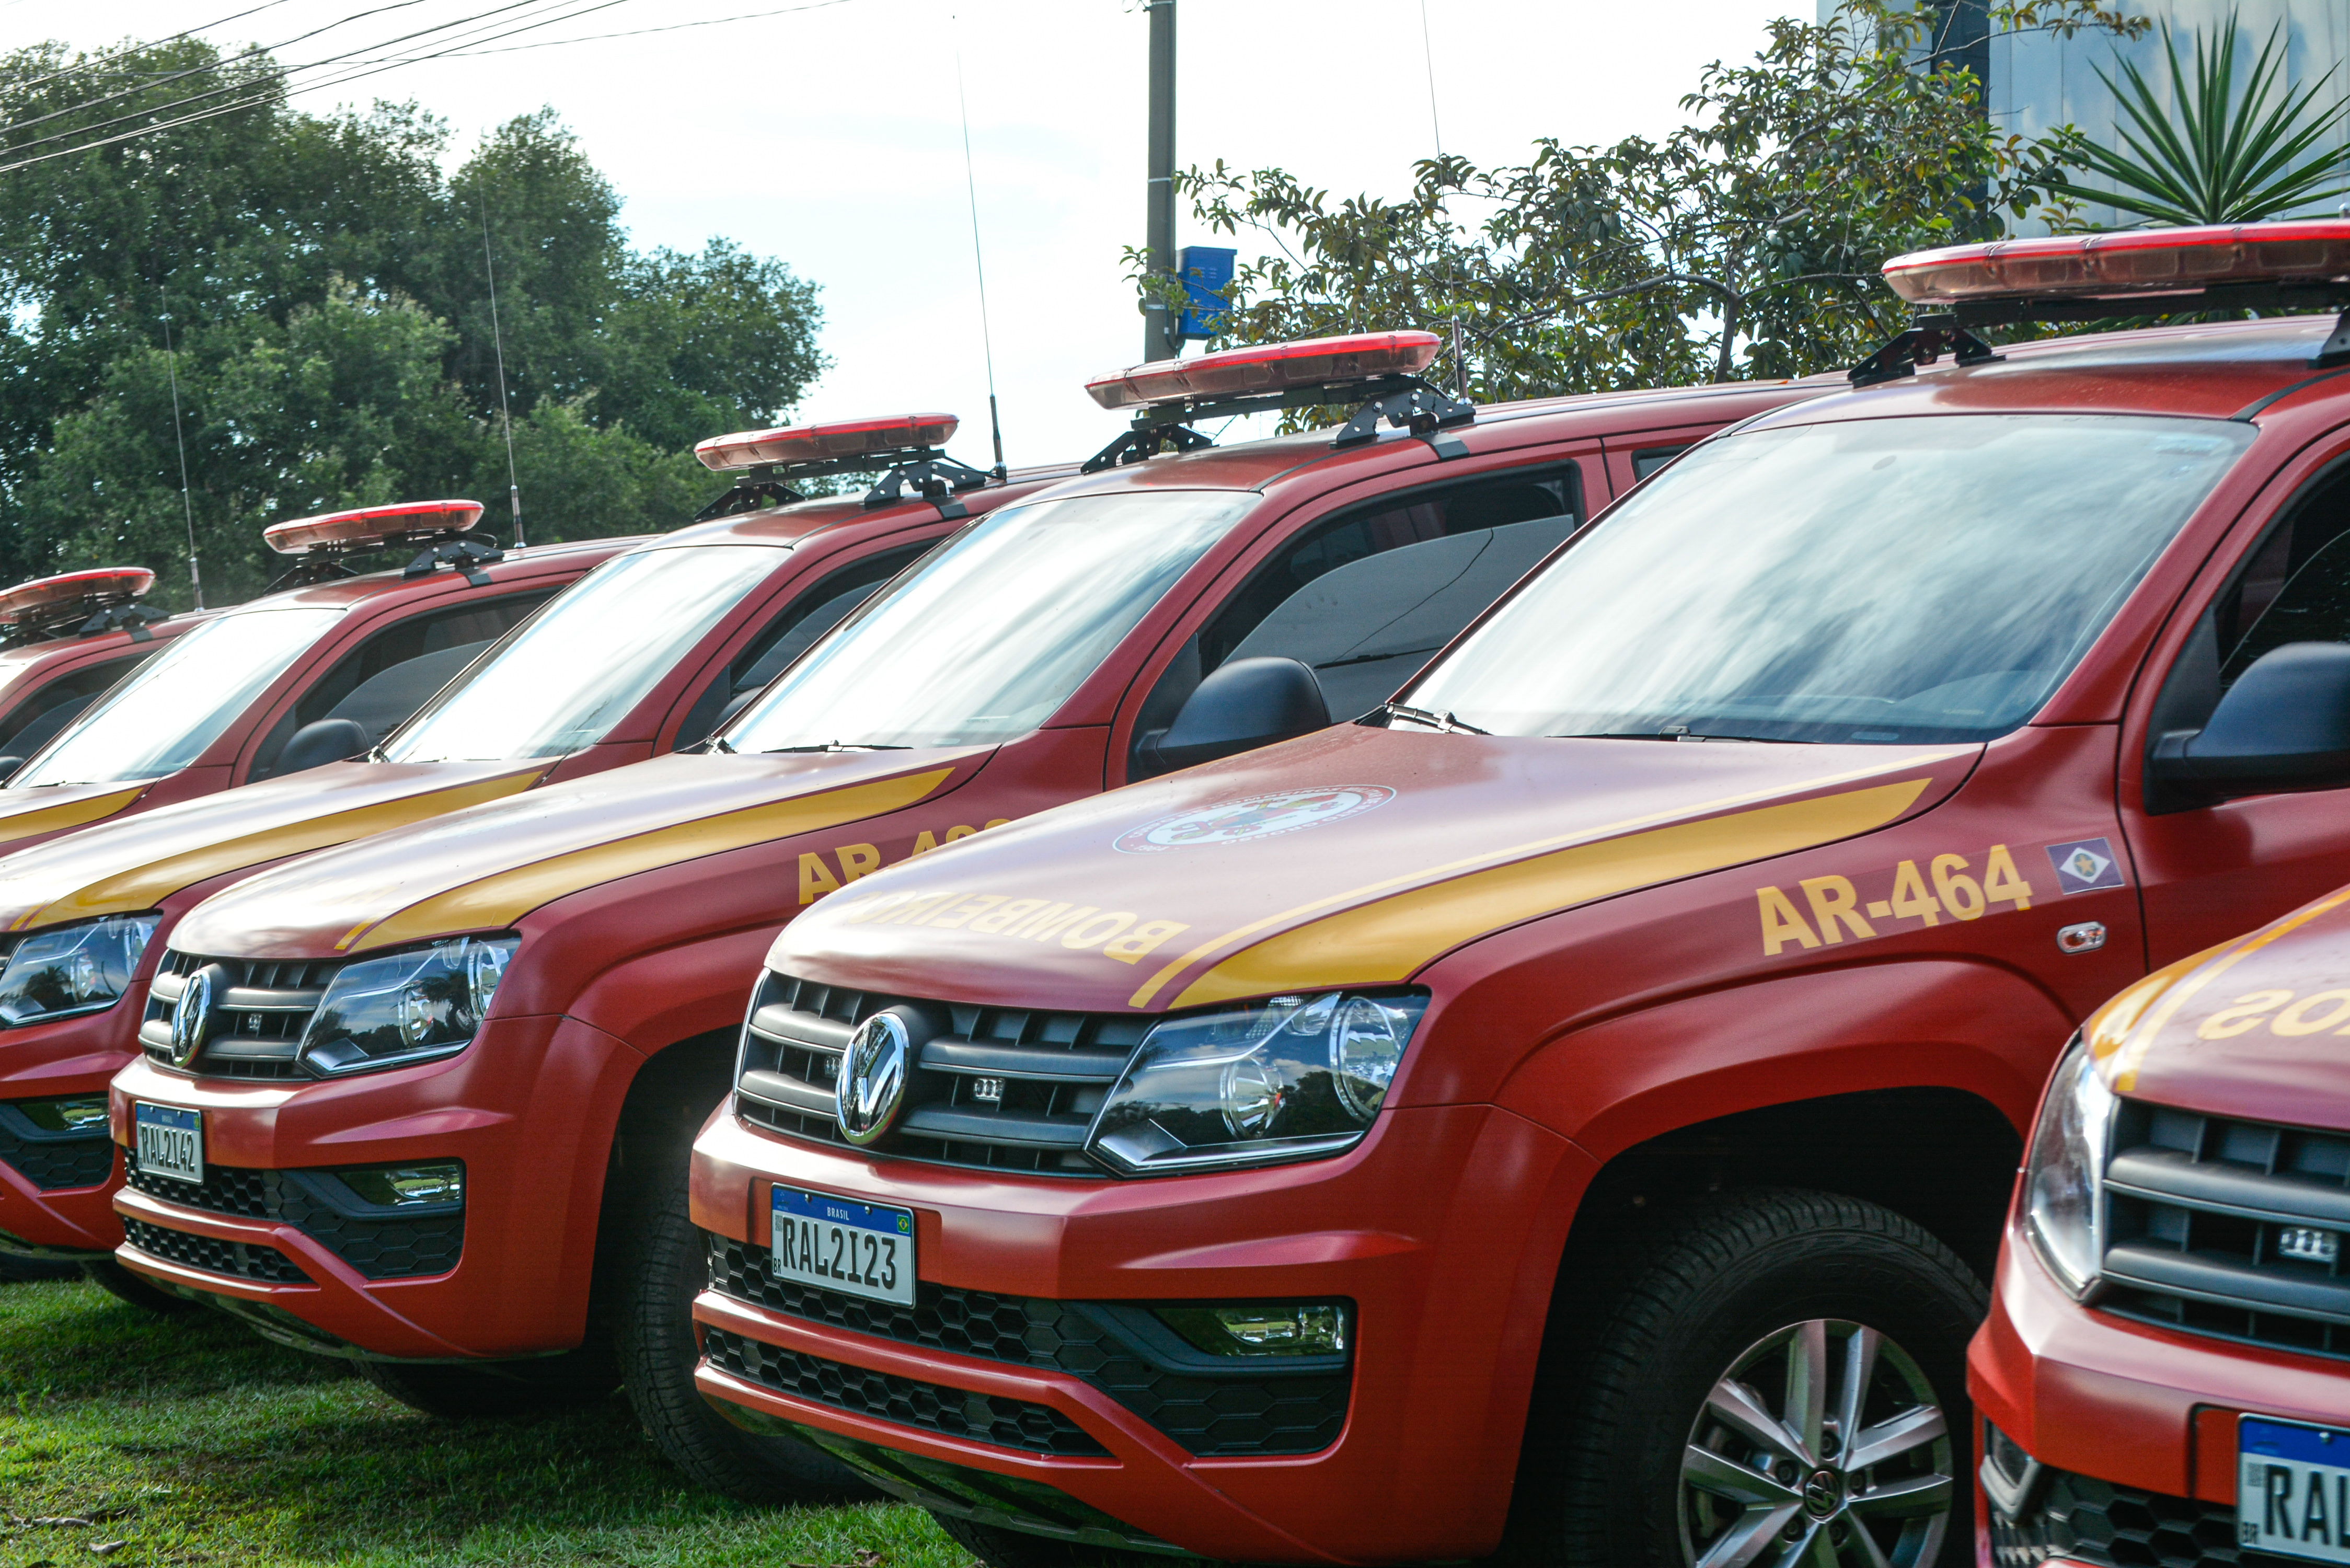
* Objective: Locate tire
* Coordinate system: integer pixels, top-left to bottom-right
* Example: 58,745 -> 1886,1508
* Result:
929,1511 -> 1167,1568
1545,1188 -> 1984,1568
81,1258 -> 197,1313
616,1174 -> 868,1503
358,1346 -> 619,1420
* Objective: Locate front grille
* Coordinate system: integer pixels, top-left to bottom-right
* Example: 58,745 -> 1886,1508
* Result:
2101,1103 -> 2350,1359
0,1100 -> 114,1190
700,1325 -> 1108,1456
1991,1464 -> 2293,1567
732,971 -> 1150,1176
708,1232 -> 1351,1457
122,1215 -> 312,1284
140,950 -> 337,1080
126,1162 -> 462,1279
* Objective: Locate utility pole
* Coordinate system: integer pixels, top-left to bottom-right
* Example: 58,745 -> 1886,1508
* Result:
1143,0 -> 1178,362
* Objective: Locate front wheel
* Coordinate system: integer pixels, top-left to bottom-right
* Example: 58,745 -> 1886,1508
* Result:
1549,1189 -> 1983,1568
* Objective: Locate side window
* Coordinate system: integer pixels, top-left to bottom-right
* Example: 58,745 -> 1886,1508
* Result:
1631,445 -> 1689,482
249,592 -> 553,779
673,543 -> 934,751
1128,465 -> 1584,774
0,653 -> 151,765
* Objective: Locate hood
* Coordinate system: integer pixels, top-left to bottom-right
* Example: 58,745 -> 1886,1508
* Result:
171,747 -> 992,958
0,780 -> 156,850
2092,884 -> 2350,1127
775,724 -> 1977,1013
0,761 -> 550,933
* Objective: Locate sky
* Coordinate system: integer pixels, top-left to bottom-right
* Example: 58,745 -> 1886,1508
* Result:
5,0 -> 1793,469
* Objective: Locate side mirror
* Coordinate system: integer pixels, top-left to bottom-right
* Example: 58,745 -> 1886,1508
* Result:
275,717 -> 370,776
1136,656 -> 1330,779
2150,642 -> 2350,809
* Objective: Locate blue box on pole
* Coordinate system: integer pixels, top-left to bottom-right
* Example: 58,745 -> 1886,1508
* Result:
1176,246 -> 1237,341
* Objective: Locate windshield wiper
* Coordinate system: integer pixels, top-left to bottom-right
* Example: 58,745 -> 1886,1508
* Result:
1383,702 -> 1490,736
761,742 -> 914,754
702,735 -> 735,754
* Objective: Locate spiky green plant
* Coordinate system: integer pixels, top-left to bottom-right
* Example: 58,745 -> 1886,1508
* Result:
2062,13 -> 2349,225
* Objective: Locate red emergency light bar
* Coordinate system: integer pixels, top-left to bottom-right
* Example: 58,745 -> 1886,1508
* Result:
1885,221 -> 2350,305
1087,330 -> 1444,411
695,414 -> 961,474
0,567 -> 156,627
263,500 -> 485,557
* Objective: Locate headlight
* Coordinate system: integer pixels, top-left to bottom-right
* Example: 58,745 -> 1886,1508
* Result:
297,935 -> 519,1077
0,913 -> 159,1027
1085,991 -> 1428,1175
2023,1034 -> 2120,1298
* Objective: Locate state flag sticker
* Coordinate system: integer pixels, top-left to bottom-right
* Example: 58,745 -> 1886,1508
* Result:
2046,837 -> 2126,895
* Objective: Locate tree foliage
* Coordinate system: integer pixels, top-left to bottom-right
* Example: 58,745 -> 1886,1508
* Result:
1143,0 -> 2140,401
0,41 -> 826,605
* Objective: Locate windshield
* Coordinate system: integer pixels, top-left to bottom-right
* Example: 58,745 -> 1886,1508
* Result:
384,544 -> 787,763
1406,413 -> 2255,743
726,491 -> 1251,751
13,608 -> 343,786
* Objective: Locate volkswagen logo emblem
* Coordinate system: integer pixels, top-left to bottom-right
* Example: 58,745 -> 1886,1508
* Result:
169,965 -> 226,1066
836,1012 -> 910,1146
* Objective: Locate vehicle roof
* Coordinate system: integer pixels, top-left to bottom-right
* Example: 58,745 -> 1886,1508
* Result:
640,464 -> 1079,551
0,615 -> 203,674
247,532 -> 644,612
1751,315 -> 2341,431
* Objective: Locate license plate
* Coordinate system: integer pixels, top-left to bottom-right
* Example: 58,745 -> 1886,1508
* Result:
2242,1415 -> 2350,1562
133,1103 -> 203,1185
768,1186 -> 914,1306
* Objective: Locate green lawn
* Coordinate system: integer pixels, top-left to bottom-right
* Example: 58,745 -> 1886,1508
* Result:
0,1276 -> 970,1567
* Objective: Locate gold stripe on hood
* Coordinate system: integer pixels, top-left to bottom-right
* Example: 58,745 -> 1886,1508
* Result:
0,785 -> 145,849
11,769 -> 549,932
342,766 -> 959,953
1157,773 -> 1940,1009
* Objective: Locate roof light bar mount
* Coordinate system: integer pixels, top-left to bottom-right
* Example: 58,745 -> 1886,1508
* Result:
695,469 -> 805,522
861,451 -> 995,520
1080,374 -> 1477,474
693,448 -> 993,523
0,597 -> 169,649
266,525 -> 496,593
403,535 -> 508,586
1847,317 -> 2005,387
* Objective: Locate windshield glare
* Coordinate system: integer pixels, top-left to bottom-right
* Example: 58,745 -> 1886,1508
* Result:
13,607 -> 343,786
725,491 -> 1251,752
1407,413 -> 2255,743
385,544 -> 787,763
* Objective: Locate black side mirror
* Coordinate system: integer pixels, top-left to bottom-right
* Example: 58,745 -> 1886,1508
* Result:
275,718 -> 370,777
2149,642 -> 2350,810
1136,656 -> 1330,779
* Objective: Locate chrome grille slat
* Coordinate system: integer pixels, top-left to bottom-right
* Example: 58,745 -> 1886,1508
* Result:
140,949 -> 339,1080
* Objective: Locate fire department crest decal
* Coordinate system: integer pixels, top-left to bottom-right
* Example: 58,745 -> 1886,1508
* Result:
1114,786 -> 1395,854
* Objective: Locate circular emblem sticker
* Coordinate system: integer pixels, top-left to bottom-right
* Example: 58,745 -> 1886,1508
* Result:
1114,786 -> 1395,854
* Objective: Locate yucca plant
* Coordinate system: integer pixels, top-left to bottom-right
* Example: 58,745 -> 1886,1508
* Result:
2059,12 -> 2349,225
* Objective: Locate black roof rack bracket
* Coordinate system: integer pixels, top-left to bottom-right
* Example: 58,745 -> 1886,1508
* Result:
695,471 -> 807,521
1849,317 -> 2004,388
2313,307 -> 2350,370
404,535 -> 507,586
863,452 -> 995,517
1081,373 -> 1478,473
1330,382 -> 1476,455
1080,423 -> 1216,474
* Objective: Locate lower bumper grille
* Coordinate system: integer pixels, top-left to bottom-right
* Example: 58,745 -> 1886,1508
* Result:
122,1215 -> 312,1285
1991,1465 -> 2297,1567
0,1102 -> 114,1191
701,1325 -> 1108,1457
126,1164 -> 461,1279
708,1231 -> 1351,1457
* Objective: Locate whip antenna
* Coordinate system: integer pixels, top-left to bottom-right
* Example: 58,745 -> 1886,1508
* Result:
160,309 -> 203,609
953,36 -> 1007,478
479,189 -> 524,546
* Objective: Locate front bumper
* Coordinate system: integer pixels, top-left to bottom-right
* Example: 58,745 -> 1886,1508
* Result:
0,998 -> 149,1258
688,1100 -> 1584,1566
108,1012 -> 640,1359
1968,1226 -> 2350,1567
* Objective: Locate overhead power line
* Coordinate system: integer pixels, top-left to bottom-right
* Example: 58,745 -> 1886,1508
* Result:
8,0 -> 298,96
404,0 -> 855,55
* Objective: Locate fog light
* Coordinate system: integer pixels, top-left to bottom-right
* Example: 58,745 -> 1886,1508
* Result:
1156,1301 -> 1350,1356
19,1095 -> 109,1133
338,1162 -> 464,1208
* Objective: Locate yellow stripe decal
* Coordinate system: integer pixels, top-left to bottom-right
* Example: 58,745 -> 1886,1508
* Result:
0,785 -> 145,851
17,769 -> 551,931
343,766 -> 958,952
1131,752 -> 1962,1009
2107,882 -> 2350,1092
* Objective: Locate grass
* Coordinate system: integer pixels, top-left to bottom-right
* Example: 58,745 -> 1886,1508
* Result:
0,1276 -> 971,1568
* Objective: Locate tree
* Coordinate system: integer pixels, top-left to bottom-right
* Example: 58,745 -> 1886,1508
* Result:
1142,0 -> 2138,400
0,40 -> 827,605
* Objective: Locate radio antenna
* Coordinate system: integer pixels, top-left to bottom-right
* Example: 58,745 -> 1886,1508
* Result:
952,33 -> 1007,479
159,308 -> 203,609
478,188 -> 525,546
